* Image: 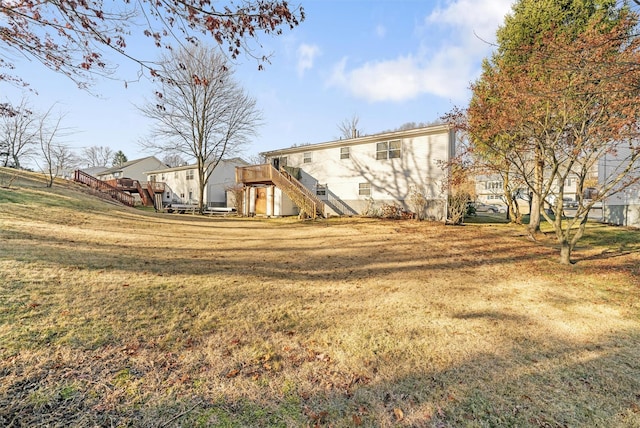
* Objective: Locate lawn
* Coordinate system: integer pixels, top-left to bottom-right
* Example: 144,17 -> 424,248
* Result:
1,168 -> 639,427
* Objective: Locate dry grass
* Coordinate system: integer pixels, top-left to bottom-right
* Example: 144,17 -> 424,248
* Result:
1,168 -> 640,427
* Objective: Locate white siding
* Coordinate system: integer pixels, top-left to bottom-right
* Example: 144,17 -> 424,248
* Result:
265,127 -> 452,218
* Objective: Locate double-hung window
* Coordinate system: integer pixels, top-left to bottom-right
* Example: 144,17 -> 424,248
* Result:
340,147 -> 350,159
376,140 -> 401,160
303,152 -> 312,163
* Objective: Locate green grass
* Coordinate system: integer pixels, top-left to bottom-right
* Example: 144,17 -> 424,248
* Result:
1,167 -> 639,427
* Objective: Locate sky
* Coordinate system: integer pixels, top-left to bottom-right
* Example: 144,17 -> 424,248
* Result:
2,0 -> 515,166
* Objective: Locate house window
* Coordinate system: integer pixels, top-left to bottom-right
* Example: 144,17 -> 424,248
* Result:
174,171 -> 178,178
113,171 -> 121,178
149,174 -> 156,182
340,147 -> 350,159
359,183 -> 371,196
186,170 -> 194,180
486,181 -> 502,190
389,140 -> 401,158
376,140 -> 402,160
316,184 -> 326,196
188,191 -> 193,200
303,152 -> 312,163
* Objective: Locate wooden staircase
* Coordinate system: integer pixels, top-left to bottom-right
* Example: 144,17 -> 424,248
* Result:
73,170 -> 135,207
236,164 -> 325,218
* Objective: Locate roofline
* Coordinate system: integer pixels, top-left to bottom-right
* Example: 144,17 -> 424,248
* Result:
260,124 -> 451,157
145,157 -> 248,174
97,156 -> 162,175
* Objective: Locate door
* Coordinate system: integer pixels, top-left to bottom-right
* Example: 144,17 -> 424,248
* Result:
255,187 -> 267,215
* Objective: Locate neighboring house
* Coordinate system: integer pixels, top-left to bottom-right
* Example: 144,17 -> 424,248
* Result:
475,173 -> 583,214
97,156 -> 168,182
81,166 -> 108,177
599,148 -> 640,227
147,158 -> 248,208
236,125 -> 456,219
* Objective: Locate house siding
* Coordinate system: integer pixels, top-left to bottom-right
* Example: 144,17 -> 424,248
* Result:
263,126 -> 453,219
149,159 -> 247,208
600,147 -> 640,227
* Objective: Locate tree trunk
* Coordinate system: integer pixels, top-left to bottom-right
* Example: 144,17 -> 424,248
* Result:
528,191 -> 541,235
528,154 -> 544,235
559,240 -> 573,265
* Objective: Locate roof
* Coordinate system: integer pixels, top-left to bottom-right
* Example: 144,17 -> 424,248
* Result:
97,156 -> 165,176
261,124 -> 451,157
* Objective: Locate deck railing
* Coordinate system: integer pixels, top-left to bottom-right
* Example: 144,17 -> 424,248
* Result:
73,170 -> 135,207
236,164 -> 325,218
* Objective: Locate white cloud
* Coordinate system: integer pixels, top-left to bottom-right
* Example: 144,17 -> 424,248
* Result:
326,0 -> 514,103
296,43 -> 321,77
375,24 -> 387,39
426,0 -> 513,42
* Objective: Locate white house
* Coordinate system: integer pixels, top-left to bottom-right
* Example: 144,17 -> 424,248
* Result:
147,158 -> 247,208
599,148 -> 640,227
236,125 -> 456,219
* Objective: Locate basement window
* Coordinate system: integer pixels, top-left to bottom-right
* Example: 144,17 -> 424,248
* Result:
359,183 -> 371,196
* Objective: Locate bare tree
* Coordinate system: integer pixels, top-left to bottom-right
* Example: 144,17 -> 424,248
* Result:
0,98 -> 38,168
140,45 -> 261,213
162,153 -> 186,168
337,114 -> 361,140
81,145 -> 113,168
37,107 -> 76,187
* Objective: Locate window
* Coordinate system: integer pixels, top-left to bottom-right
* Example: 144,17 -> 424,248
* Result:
340,147 -> 350,159
174,171 -> 178,178
149,174 -> 156,182
188,191 -> 193,200
303,152 -> 312,163
359,183 -> 371,196
486,181 -> 502,190
316,184 -> 326,196
376,140 -> 402,160
186,170 -> 194,180
388,140 -> 401,158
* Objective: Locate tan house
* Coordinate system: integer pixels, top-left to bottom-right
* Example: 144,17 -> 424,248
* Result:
97,156 -> 168,182
236,125 -> 456,219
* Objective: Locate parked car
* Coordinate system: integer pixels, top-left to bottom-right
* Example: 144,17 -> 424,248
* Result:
474,203 -> 499,213
493,204 -> 508,214
562,197 -> 578,209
